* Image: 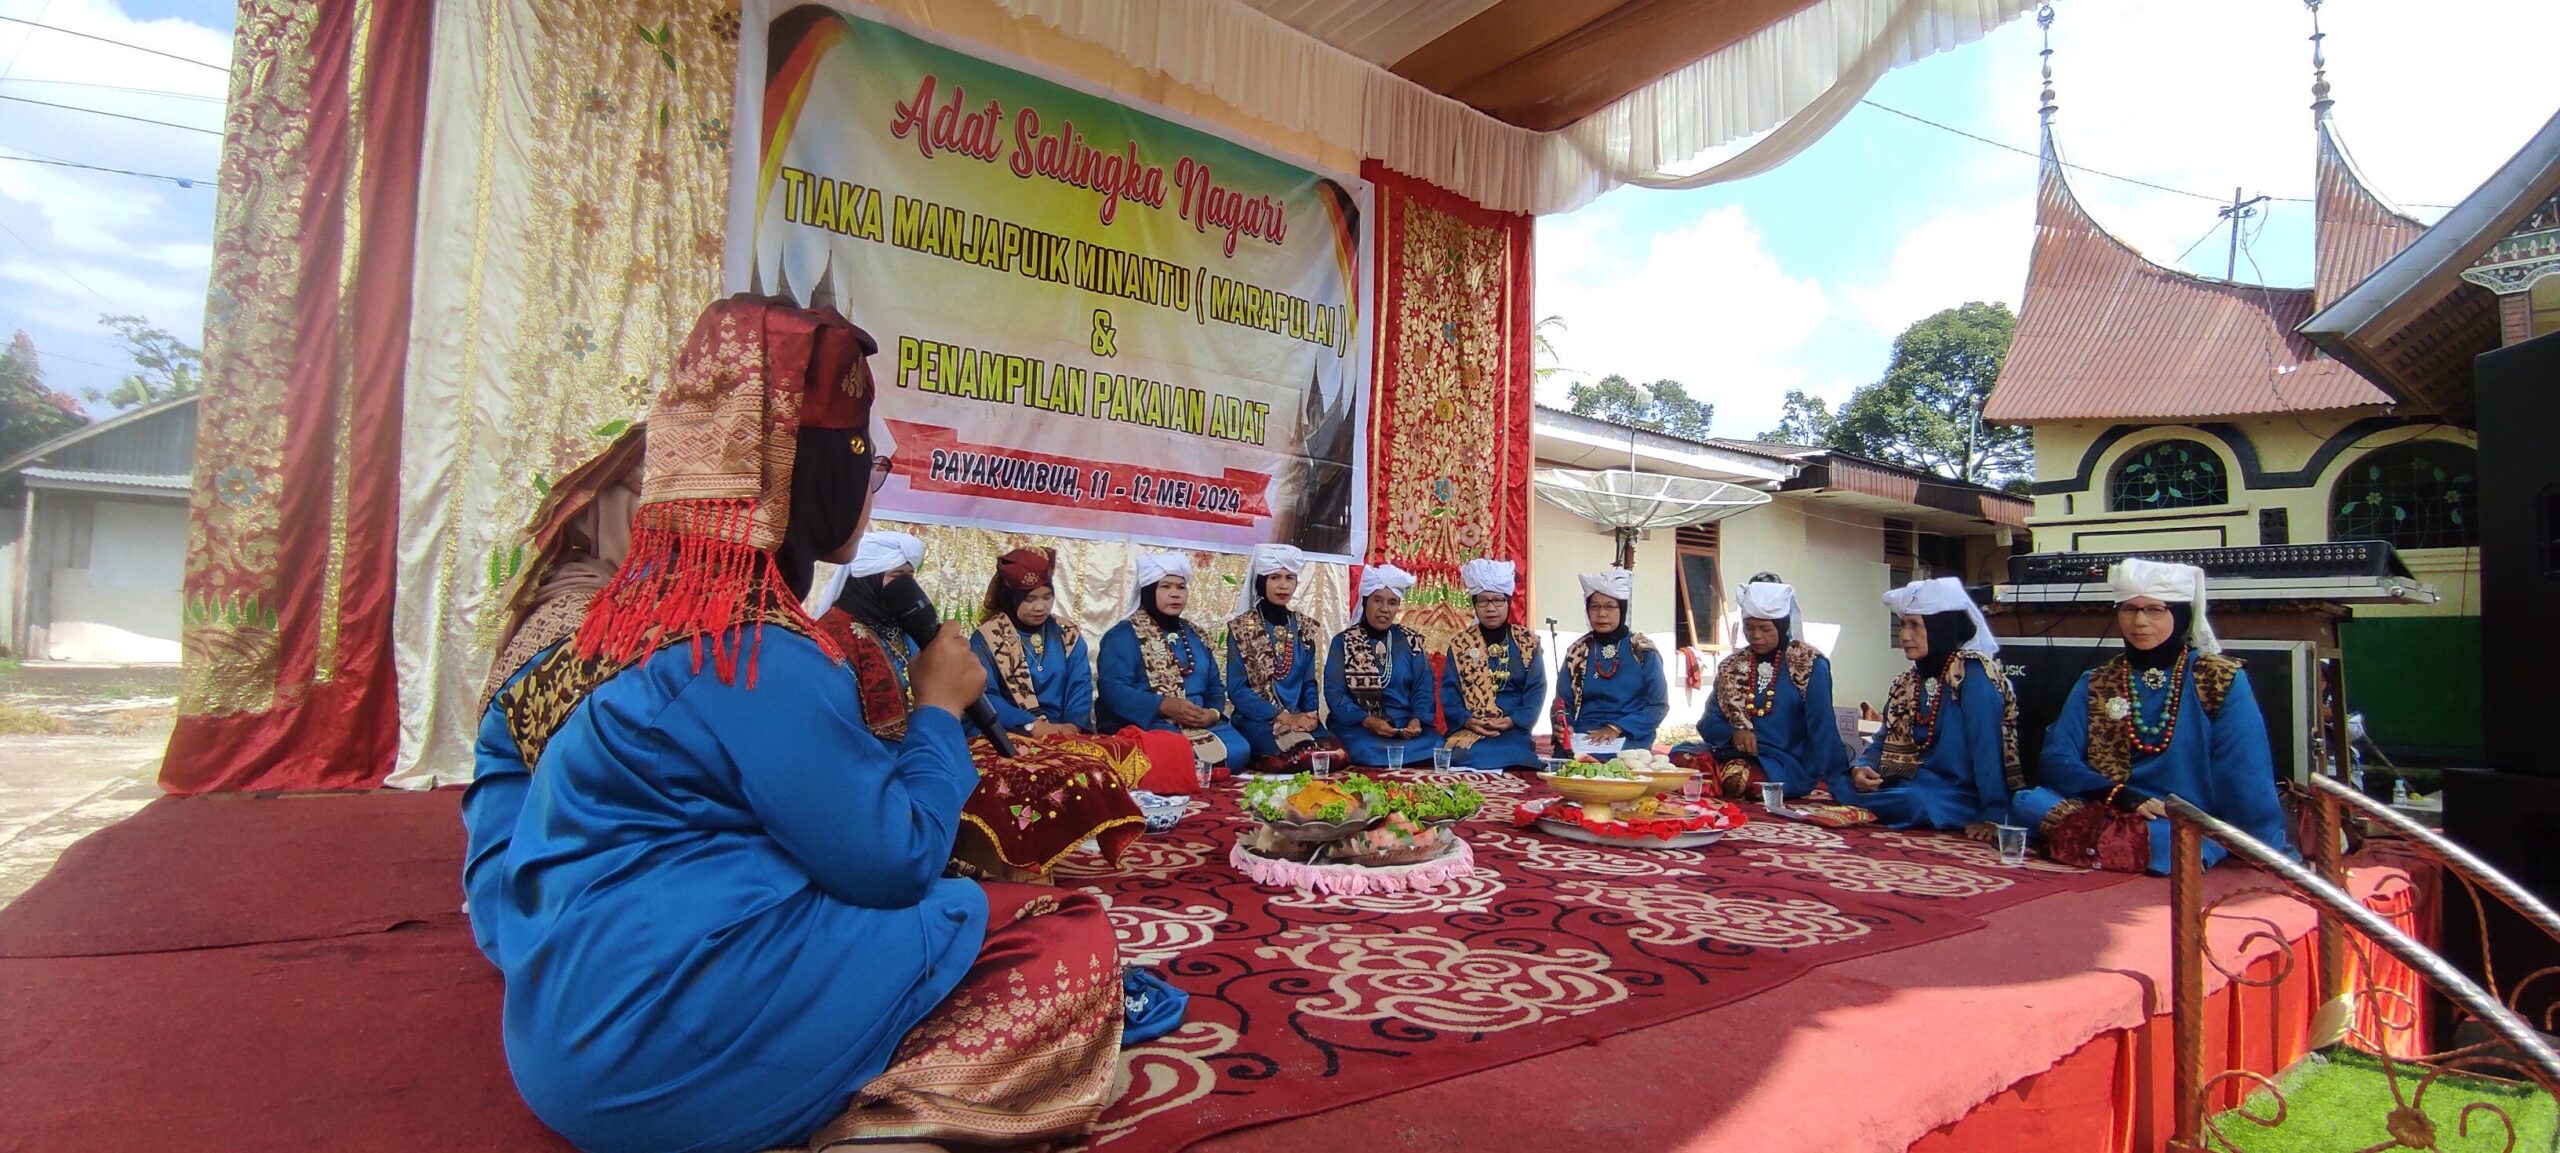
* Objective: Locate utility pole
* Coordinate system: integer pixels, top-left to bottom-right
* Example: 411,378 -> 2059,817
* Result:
2220,186 -> 2270,280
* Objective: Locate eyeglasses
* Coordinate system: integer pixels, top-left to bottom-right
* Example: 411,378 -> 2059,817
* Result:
869,455 -> 897,494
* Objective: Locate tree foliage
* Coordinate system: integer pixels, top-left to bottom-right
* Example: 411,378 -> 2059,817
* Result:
90,314 -> 203,411
0,331 -> 91,462
1566,373 -> 1714,441
1531,314 -> 1567,381
1757,302 -> 2025,486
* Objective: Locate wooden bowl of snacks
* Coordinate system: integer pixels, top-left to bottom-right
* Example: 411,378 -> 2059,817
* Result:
1247,777 -> 1373,843
1538,763 -> 1654,808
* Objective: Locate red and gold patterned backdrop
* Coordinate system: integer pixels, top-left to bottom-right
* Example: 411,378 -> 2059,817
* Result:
1361,162 -> 1535,648
165,0 -> 434,793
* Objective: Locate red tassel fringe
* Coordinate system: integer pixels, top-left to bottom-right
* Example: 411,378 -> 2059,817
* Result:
571,499 -> 839,686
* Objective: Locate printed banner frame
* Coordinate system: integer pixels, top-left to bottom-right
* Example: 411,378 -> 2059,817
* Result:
724,0 -> 1373,562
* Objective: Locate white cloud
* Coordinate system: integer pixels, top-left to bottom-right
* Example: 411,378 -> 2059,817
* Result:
1534,202 -> 1831,438
1838,196 -> 2032,338
0,0 -> 229,405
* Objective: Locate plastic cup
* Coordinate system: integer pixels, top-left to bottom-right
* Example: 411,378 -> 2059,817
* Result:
1431,746 -> 1454,773
1997,825 -> 2030,867
1385,743 -> 1408,772
1680,777 -> 1705,804
1196,761 -> 1214,791
1310,750 -> 1334,778
1759,781 -> 1787,812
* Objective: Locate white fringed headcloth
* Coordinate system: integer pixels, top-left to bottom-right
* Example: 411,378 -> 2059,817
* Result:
1881,576 -> 1997,656
2109,557 -> 2220,654
1578,568 -> 1634,603
1358,564 -> 1416,599
846,532 -> 923,577
1459,558 -> 1517,598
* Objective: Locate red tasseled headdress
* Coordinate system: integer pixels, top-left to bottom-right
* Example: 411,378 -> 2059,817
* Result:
573,294 -> 877,684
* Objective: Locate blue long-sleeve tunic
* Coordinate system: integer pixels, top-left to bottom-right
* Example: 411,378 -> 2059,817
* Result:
1095,618 -> 1249,770
462,628 -> 986,1153
970,623 -> 1094,731
1437,631 -> 1548,770
1225,612 -> 1320,759
2012,654 -> 2290,873
1563,637 -> 1669,750
1695,651 -> 1847,799
1324,625 -> 1442,766
1847,667 -> 2012,831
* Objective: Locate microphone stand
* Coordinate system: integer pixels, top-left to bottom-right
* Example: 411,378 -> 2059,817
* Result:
1544,616 -> 1571,759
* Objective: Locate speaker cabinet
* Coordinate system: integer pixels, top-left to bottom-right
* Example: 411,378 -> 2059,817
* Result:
2476,332 -> 2560,777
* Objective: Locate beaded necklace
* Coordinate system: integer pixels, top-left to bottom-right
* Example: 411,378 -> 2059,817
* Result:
1747,652 -> 1779,718
2126,647 -> 2189,756
1594,634 -> 1625,678
1914,675 -> 1946,750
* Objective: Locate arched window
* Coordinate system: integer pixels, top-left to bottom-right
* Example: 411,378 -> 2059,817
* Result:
2109,438 -> 2230,511
2330,441 -> 2479,551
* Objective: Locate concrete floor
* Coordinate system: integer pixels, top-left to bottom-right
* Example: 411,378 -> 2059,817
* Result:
0,663 -> 178,908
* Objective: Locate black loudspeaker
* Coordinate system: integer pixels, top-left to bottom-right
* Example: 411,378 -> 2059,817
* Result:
2476,332 -> 2560,777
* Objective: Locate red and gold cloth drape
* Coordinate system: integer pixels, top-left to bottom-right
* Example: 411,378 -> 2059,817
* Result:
1361,162 -> 1534,648
164,0 -> 434,793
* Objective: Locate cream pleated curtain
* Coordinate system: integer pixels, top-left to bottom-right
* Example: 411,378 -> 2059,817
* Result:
391,0 -> 2025,785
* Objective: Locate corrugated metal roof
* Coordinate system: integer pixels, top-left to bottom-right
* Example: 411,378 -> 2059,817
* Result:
20,467 -> 190,494
2313,120 -> 2429,312
1983,153 -> 2395,424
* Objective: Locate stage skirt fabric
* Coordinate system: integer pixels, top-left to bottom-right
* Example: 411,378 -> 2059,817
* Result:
808,883 -> 1123,1149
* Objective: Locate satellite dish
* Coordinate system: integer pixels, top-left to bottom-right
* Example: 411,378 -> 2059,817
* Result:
1533,468 -> 1771,567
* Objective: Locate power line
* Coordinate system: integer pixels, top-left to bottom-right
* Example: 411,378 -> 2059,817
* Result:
1857,98 -> 2454,210
0,93 -> 220,136
0,15 -> 230,73
0,77 -> 224,103
0,214 -> 122,312
0,151 -> 208,188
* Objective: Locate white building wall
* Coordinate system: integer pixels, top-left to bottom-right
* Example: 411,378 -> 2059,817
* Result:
43,498 -> 185,663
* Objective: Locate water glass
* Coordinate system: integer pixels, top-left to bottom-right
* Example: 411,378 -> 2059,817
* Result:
1385,743 -> 1408,772
1679,777 -> 1704,804
1196,760 -> 1214,791
1759,781 -> 1787,812
1996,825 -> 2030,867
1431,746 -> 1454,773
1310,750 -> 1334,778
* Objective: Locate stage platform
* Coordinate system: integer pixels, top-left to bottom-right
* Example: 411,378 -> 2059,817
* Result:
0,774 -> 2423,1153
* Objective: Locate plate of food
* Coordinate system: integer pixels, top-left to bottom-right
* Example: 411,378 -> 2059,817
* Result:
1242,774 -> 1373,844
1538,758 -> 1654,811
1522,793 -> 1746,849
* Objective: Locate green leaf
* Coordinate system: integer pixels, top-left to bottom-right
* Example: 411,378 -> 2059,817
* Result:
2392,506 -> 2407,522
532,473 -> 552,497
593,417 -> 631,440
2450,509 -> 2464,526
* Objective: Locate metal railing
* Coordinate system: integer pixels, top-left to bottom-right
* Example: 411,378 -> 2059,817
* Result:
2167,796 -> 2560,1151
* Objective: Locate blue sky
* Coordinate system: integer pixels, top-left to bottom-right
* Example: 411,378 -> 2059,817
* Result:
1,1 -> 2554,430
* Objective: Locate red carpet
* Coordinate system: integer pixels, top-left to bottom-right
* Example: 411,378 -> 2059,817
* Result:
0,774 -> 2144,1153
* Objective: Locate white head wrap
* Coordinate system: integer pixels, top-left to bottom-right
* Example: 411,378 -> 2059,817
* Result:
2109,557 -> 2220,654
1228,543 -> 1310,617
846,531 -> 923,578
1578,568 -> 1635,604
1358,563 -> 1417,600
1135,550 -> 1193,589
1735,581 -> 1797,623
1459,558 -> 1517,598
1881,576 -> 1998,657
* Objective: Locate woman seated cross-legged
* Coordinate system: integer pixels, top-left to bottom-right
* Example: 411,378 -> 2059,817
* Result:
1324,564 -> 1440,768
2010,558 -> 2292,873
1224,543 -> 1337,773
1559,567 -> 1668,755
1096,551 -> 1250,777
1691,576 -> 1846,800
1437,558 -> 1547,771
1843,577 -> 2021,837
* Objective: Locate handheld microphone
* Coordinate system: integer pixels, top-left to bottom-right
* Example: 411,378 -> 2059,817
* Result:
877,574 -> 1018,759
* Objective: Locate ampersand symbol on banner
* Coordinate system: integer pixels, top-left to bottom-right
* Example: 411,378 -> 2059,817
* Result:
1091,310 -> 1117,357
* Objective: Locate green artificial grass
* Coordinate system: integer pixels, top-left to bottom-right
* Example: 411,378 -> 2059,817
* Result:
2211,1048 -> 2558,1153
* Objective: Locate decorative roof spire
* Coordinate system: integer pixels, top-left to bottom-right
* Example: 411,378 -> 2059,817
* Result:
2306,0 -> 2333,121
2036,3 -> 2059,137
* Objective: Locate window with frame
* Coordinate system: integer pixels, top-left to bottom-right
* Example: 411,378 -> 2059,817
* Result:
2330,441 -> 2479,552
1673,523 -> 1721,649
2109,438 -> 2230,511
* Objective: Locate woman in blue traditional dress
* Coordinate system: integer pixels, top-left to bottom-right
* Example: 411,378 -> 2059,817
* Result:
1844,577 -> 2020,835
1224,543 -> 1333,773
1096,551 -> 1250,775
1324,564 -> 1439,767
1692,577 -> 1846,799
1559,568 -> 1669,754
464,296 -> 1122,1153
1437,558 -> 1547,770
2011,558 -> 2291,873
972,546 -> 1098,737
